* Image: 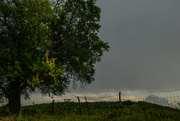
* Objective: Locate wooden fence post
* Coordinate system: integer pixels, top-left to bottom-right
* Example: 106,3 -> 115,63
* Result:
52,100 -> 55,114
119,92 -> 122,109
85,96 -> 89,115
77,96 -> 82,115
33,102 -> 35,113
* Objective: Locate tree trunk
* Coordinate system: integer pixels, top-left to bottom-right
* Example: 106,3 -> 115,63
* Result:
8,91 -> 21,114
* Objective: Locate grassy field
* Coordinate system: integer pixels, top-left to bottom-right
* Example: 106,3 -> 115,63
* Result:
0,101 -> 180,121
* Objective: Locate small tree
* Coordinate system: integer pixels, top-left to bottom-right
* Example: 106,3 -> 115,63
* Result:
0,0 -> 109,113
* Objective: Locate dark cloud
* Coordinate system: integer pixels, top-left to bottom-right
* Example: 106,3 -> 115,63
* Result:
74,0 -> 180,93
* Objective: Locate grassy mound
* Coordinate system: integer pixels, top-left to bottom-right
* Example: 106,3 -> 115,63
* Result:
0,101 -> 180,121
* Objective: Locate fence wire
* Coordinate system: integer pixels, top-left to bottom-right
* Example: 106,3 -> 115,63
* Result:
14,89 -> 180,109
120,89 -> 180,109
59,89 -> 180,109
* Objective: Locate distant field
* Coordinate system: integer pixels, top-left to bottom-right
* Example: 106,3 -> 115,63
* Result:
0,101 -> 180,121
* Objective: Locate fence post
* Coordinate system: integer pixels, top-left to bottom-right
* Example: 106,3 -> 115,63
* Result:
33,102 -> 35,113
77,96 -> 82,115
52,100 -> 55,114
85,96 -> 89,115
119,92 -> 122,109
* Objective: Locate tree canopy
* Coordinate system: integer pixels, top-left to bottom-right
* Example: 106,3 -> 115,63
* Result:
0,0 -> 109,113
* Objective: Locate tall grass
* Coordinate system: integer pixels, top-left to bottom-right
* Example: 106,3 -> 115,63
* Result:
0,101 -> 180,121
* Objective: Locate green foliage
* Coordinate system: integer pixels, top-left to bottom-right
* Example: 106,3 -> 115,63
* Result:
0,0 -> 109,113
27,52 -> 64,87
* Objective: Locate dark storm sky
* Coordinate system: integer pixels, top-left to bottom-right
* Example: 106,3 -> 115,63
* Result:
72,0 -> 180,93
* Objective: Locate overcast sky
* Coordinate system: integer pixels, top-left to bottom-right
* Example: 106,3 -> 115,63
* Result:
71,0 -> 180,94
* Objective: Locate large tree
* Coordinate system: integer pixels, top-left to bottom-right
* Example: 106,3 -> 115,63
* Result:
0,0 -> 109,113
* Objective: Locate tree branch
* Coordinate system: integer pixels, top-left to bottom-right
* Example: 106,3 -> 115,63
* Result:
20,82 -> 28,91
53,0 -> 60,11
0,86 -> 9,97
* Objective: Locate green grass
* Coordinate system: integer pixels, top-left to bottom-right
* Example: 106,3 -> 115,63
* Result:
0,101 -> 180,121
